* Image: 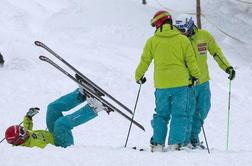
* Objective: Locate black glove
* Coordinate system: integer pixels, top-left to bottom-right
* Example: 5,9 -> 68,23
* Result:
226,67 -> 235,80
136,76 -> 147,85
189,77 -> 199,87
26,107 -> 40,118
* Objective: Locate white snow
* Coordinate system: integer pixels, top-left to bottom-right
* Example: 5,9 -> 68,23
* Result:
0,0 -> 252,166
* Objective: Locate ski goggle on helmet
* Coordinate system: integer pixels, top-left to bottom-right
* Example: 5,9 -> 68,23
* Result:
5,125 -> 29,145
175,17 -> 195,36
151,10 -> 172,29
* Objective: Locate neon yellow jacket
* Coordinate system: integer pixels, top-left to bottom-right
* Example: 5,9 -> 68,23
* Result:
20,116 -> 54,148
135,24 -> 200,88
189,29 -> 231,83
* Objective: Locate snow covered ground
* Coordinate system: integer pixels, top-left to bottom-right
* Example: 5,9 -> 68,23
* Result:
0,0 -> 252,165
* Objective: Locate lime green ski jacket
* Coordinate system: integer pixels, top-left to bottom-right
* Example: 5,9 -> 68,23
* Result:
189,28 -> 231,84
20,116 -> 54,148
135,24 -> 200,88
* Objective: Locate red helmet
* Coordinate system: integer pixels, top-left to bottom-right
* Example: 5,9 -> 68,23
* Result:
5,125 -> 29,145
151,10 -> 172,29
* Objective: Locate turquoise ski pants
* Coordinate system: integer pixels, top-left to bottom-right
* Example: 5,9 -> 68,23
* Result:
185,81 -> 211,144
46,89 -> 97,148
151,86 -> 189,145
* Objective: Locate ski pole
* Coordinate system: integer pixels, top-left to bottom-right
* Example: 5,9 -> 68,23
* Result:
0,121 -> 23,144
226,79 -> 232,150
124,83 -> 142,148
200,121 -> 210,154
0,137 -> 6,144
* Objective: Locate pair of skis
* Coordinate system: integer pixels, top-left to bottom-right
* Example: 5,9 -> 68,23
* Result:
35,41 -> 145,131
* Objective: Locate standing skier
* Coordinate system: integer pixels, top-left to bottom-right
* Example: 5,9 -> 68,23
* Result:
135,11 -> 200,152
5,74 -> 107,148
175,18 -> 236,148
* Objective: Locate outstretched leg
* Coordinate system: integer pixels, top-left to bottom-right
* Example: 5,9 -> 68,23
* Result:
46,89 -> 85,133
53,105 -> 97,147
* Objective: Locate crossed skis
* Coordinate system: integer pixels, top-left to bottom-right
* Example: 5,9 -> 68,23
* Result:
35,41 -> 145,131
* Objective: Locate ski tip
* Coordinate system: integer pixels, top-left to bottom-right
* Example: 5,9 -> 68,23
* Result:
39,55 -> 46,61
34,41 -> 42,46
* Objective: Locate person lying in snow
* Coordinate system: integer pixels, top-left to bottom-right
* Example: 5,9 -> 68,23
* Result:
4,74 -> 108,148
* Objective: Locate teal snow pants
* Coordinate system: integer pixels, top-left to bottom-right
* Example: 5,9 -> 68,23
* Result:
151,86 -> 189,145
46,89 -> 97,148
185,81 -> 211,144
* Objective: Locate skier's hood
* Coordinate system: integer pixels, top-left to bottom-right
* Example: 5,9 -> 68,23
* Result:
154,24 -> 181,38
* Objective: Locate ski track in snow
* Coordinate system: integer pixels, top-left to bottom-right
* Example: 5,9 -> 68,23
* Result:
0,0 -> 252,166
